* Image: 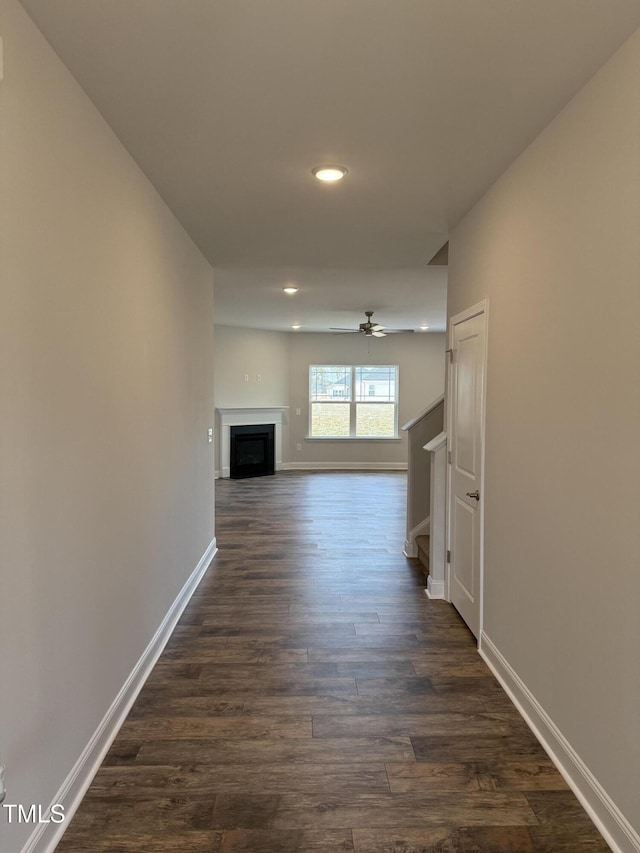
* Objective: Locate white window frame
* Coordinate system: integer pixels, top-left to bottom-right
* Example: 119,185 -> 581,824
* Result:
308,364 -> 399,439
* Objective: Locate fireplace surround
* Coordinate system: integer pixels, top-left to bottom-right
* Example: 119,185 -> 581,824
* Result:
217,407 -> 288,478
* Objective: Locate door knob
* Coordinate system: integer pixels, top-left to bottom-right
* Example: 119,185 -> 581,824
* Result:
466,490 -> 480,501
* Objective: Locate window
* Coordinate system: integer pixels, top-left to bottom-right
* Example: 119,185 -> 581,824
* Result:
309,365 -> 398,438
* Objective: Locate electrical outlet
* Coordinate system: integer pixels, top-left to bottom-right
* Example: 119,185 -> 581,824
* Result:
256,374 -> 262,383
207,428 -> 213,444
243,373 -> 249,382
296,443 -> 302,451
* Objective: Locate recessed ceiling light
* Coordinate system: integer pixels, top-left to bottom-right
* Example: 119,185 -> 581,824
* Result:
291,324 -> 301,330
420,324 -> 430,330
283,286 -> 299,295
311,164 -> 348,183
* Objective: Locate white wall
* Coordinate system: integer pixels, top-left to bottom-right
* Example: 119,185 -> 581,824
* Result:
0,2 -> 215,850
213,325 -> 290,471
448,28 -> 640,846
214,325 -> 291,409
289,332 -> 445,468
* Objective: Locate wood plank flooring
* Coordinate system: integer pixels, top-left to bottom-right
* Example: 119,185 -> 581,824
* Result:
56,472 -> 609,852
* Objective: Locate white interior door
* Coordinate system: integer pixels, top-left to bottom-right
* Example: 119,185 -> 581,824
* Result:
448,305 -> 487,639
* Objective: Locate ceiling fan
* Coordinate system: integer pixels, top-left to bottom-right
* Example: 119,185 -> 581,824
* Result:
330,311 -> 415,337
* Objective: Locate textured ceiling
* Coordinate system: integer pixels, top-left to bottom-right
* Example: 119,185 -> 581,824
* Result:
19,0 -> 640,329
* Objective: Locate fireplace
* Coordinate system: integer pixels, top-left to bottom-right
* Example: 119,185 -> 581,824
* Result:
230,424 -> 275,479
217,407 -> 287,479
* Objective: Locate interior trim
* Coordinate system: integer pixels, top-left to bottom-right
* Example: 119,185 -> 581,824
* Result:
284,462 -> 407,471
480,632 -> 640,853
22,538 -> 218,853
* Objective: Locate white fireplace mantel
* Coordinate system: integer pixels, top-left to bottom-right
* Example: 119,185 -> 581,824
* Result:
217,407 -> 289,478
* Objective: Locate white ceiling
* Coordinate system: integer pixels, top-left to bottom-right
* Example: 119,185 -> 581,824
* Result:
19,0 -> 640,331
214,266 -> 448,332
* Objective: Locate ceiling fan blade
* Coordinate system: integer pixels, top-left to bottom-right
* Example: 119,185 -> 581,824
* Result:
329,314 -> 411,336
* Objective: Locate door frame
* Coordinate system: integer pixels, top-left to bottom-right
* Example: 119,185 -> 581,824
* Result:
446,299 -> 489,643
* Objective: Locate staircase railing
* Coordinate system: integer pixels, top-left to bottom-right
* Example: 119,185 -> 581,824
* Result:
401,395 -> 444,558
423,430 -> 447,599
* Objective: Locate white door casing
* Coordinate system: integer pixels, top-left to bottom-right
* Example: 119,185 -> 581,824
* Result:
447,302 -> 487,639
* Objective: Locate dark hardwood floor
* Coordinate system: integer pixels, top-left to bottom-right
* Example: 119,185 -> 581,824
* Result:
56,472 -> 609,852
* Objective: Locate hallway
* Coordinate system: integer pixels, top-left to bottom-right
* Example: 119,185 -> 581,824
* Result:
57,472 -> 608,852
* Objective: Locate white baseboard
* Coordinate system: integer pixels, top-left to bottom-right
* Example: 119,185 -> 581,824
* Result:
426,575 -> 446,599
22,538 -> 218,853
287,462 -> 408,471
403,517 -> 430,558
220,463 -> 407,476
219,462 -> 286,478
480,632 -> 640,853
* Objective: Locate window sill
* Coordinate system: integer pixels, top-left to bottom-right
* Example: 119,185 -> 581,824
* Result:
305,436 -> 402,441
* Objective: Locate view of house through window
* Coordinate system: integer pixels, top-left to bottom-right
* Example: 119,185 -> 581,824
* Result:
309,365 -> 399,437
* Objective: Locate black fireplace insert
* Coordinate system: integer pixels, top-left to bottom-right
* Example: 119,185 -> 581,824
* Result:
229,424 -> 275,479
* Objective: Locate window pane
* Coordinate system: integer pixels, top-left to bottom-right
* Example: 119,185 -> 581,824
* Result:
356,403 -> 396,437
355,366 -> 396,401
311,403 -> 351,437
310,365 -> 351,401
